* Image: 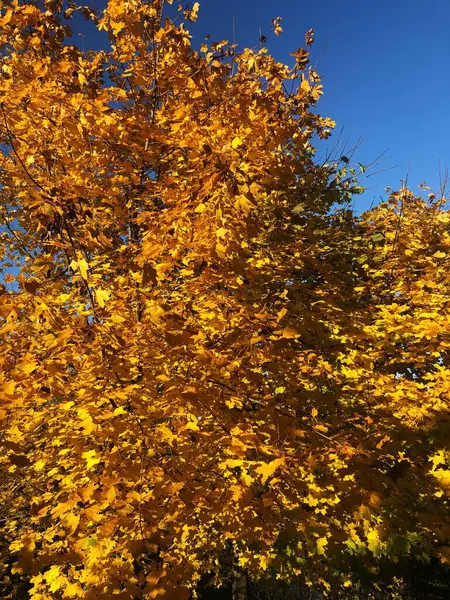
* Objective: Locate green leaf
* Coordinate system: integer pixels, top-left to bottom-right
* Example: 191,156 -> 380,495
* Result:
372,233 -> 384,242
391,536 -> 410,556
352,185 -> 365,195
292,203 -> 305,214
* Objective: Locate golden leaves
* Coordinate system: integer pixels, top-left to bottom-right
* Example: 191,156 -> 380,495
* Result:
64,582 -> 84,598
291,47 -> 309,67
52,499 -> 78,519
61,513 -> 80,536
432,469 -> 450,497
234,194 -> 256,214
77,72 -> 88,86
20,359 -> 38,375
316,536 -> 328,556
77,409 -> 97,435
82,450 -> 100,470
95,288 -> 110,308
376,434 -> 390,449
0,1 -> 449,598
429,449 -> 447,470
158,424 -> 175,444
184,2 -> 200,22
305,28 -> 315,46
271,17 -> 283,36
111,21 -> 126,36
255,458 -> 285,484
106,485 -> 117,504
70,258 -> 89,280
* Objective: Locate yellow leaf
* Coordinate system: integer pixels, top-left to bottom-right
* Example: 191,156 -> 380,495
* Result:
316,536 -> 328,555
21,360 -> 38,375
314,423 -> 329,433
216,227 -> 228,238
231,136 -> 243,149
216,242 -> 227,258
277,308 -> 288,321
96,288 -> 110,308
429,450 -> 446,470
45,565 -> 62,584
282,327 -> 299,339
158,424 -> 175,444
111,21 -> 126,35
367,528 -> 382,555
220,459 -> 244,470
234,194 -> 255,214
433,469 -> 450,496
3,380 -> 16,395
255,458 -> 284,484
185,420 -> 200,432
376,434 -> 390,449
241,469 -> 254,486
301,78 -> 311,93
64,582 -> 83,598
61,512 -> 80,536
78,258 -> 89,280
77,408 -> 96,434
106,486 -> 117,504
82,450 -> 100,470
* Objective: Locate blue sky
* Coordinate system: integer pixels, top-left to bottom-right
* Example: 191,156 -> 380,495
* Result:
74,0 -> 450,211
186,0 -> 450,211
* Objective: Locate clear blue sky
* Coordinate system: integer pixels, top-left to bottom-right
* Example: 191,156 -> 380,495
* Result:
76,0 -> 450,211
187,0 -> 450,210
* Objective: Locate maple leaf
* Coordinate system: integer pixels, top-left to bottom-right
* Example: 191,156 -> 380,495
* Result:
291,47 -> 309,67
255,458 -> 285,484
71,258 -> 89,280
316,537 -> 328,556
95,288 -> 110,308
271,17 -> 283,36
61,513 -> 80,536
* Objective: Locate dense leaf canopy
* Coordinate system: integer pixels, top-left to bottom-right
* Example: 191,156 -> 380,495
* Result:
0,2 -> 448,599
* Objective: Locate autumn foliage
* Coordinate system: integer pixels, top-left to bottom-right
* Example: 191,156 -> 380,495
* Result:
0,1 -> 449,599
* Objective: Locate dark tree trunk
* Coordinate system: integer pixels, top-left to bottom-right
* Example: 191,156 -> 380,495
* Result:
232,567 -> 247,600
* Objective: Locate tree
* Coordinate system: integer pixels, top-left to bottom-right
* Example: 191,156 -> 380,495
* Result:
0,2 -> 448,599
